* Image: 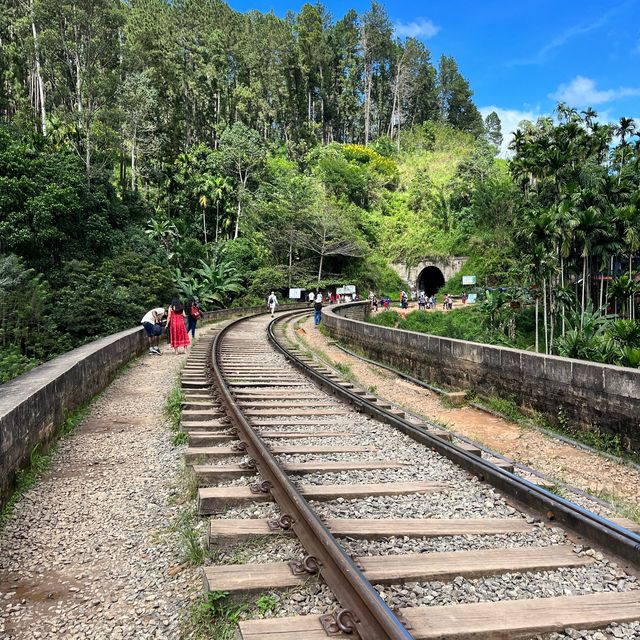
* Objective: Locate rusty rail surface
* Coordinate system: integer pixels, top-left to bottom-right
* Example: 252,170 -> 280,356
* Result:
209,311 -> 414,640
268,310 -> 640,569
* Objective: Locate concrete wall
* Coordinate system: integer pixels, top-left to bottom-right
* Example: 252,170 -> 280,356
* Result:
323,302 -> 640,451
0,303 -> 307,506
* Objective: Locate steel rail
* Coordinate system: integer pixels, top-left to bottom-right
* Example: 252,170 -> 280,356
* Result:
209,311 -> 415,640
269,310 -> 640,568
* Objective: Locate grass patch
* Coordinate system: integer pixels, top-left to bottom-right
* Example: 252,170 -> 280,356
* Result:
180,522 -> 206,566
475,394 -> 640,464
165,381 -> 186,446
483,396 -> 527,424
1,402 -> 92,527
594,490 -> 640,524
185,588 -> 291,639
367,306 -> 536,350
188,590 -> 249,640
333,361 -> 356,382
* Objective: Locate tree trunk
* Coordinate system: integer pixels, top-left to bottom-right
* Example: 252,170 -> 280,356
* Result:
288,233 -> 293,287
581,254 -> 587,328
543,278 -> 548,354
215,201 -> 219,243
130,129 -> 137,191
234,176 -> 248,240
549,288 -> 555,352
560,254 -> 566,336
364,63 -> 371,146
599,264 -> 604,310
317,251 -> 324,288
629,253 -> 633,320
319,66 -> 325,143
202,206 -> 208,253
30,2 -> 46,135
535,296 -> 539,353
317,228 -> 327,287
85,124 -> 91,186
234,196 -> 241,240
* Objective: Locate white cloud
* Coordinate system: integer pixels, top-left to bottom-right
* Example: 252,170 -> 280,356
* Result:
550,75 -> 640,106
479,106 -> 546,157
394,18 -> 440,39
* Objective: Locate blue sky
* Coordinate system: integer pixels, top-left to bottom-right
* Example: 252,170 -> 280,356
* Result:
228,0 -> 640,153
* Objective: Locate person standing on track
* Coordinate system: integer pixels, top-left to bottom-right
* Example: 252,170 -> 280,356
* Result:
313,291 -> 323,327
186,298 -> 201,339
268,291 -> 278,317
167,298 -> 191,354
141,307 -> 165,355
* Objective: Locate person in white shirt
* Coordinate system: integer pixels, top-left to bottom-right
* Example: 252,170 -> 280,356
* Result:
313,292 -> 323,326
267,291 -> 278,317
141,307 -> 165,355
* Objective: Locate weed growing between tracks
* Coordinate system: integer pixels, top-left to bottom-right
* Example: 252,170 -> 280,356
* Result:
165,379 -> 187,446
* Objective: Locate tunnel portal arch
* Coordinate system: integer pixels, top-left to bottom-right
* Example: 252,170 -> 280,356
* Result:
417,265 -> 445,297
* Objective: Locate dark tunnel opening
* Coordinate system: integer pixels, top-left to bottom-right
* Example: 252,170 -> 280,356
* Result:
417,266 -> 445,297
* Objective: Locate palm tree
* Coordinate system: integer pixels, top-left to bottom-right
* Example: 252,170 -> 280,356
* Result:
581,107 -> 597,128
573,196 -> 609,326
616,117 -> 636,184
198,195 -> 210,255
609,275 -> 636,320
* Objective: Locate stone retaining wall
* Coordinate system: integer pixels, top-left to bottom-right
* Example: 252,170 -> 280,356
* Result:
0,303 -> 307,506
323,302 -> 640,451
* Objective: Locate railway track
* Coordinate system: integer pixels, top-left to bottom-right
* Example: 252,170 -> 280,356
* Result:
182,310 -> 640,640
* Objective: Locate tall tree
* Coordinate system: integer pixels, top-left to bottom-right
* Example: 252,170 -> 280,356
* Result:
437,55 -> 483,136
360,1 -> 392,145
38,0 -> 125,183
218,122 -> 265,239
484,111 -> 502,150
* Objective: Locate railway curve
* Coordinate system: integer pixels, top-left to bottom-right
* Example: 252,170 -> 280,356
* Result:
183,308 -> 640,640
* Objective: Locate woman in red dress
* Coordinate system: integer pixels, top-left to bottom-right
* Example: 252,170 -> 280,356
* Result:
167,298 -> 191,354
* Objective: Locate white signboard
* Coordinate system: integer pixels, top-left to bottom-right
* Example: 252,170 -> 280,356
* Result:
344,285 -> 356,293
462,275 -> 477,286
288,288 -> 302,299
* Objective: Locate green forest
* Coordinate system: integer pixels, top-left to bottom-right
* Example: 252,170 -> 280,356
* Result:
1,0 -> 639,382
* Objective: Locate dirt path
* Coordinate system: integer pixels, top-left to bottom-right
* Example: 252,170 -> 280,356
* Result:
295,315 -> 640,514
0,345 -> 196,640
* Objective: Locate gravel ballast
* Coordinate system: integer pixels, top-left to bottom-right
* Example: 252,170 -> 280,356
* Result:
0,349 -> 195,640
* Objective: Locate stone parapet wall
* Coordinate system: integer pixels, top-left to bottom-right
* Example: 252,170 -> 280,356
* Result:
0,303 -> 308,506
323,302 -> 640,451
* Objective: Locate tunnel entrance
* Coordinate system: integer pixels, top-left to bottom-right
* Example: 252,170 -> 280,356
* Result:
417,265 -> 445,297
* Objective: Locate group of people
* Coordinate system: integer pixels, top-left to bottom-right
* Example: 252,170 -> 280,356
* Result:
141,298 -> 201,355
368,289 -> 460,312
442,294 -> 454,310
368,292 -> 391,311
270,289 -> 324,326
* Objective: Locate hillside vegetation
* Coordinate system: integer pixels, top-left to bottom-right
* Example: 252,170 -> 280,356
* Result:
1,0 -> 639,382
